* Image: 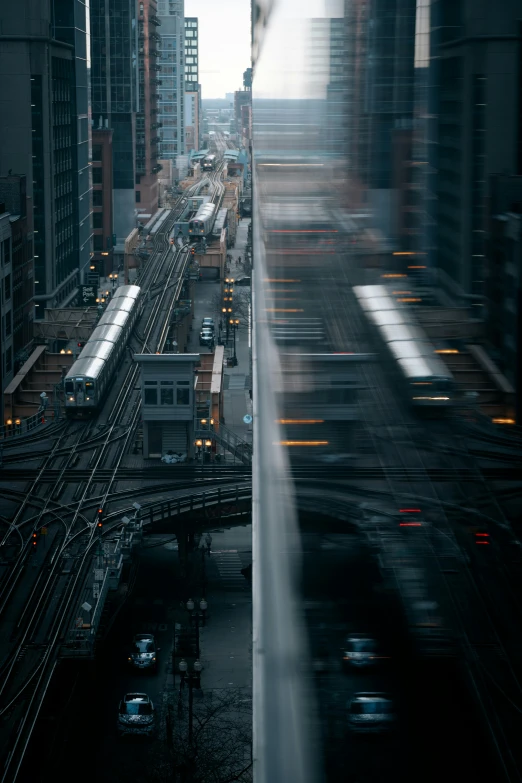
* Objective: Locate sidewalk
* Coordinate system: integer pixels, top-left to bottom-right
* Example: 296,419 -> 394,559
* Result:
194,527 -> 252,690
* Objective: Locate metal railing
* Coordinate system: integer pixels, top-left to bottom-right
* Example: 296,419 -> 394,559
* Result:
194,417 -> 252,465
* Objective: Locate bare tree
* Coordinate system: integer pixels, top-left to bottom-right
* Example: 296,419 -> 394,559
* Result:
164,687 -> 253,783
209,289 -> 251,325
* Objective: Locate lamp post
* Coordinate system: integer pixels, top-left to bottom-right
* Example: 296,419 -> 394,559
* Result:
178,659 -> 202,746
194,439 -> 202,461
222,307 -> 232,341
229,318 -> 239,366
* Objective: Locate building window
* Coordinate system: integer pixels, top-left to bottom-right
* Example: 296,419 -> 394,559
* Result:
93,190 -> 103,207
135,191 -> 141,203
92,145 -> 102,162
2,238 -> 11,265
92,212 -> 103,229
160,387 -> 174,405
144,388 -> 157,405
5,346 -> 12,374
4,273 -> 11,301
176,381 -> 190,405
92,167 -> 103,184
135,174 -> 141,185
93,235 -> 104,251
5,310 -> 11,337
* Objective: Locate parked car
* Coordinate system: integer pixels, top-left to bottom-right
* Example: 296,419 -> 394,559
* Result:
117,693 -> 155,737
347,692 -> 396,733
342,633 -> 379,669
201,317 -> 215,331
200,328 -> 214,346
128,633 -> 158,671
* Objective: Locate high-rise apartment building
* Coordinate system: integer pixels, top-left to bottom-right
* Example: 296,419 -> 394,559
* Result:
91,128 -> 114,275
90,0 -> 138,243
428,0 -> 522,300
136,0 -> 162,215
184,17 -> 200,151
158,0 -> 185,162
0,0 -> 92,312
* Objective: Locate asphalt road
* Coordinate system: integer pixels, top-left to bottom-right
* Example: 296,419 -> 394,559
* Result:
300,531 -> 499,783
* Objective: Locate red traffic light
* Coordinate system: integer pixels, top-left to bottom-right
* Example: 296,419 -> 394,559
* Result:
475,532 -> 490,545
32,532 -> 37,546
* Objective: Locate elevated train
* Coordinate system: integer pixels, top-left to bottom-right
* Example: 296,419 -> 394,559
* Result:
188,201 -> 217,237
64,285 -> 141,416
211,207 -> 228,240
202,155 -> 216,171
353,285 -> 456,409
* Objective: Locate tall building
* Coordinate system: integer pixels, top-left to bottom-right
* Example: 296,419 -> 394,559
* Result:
0,176 -> 34,371
136,0 -> 162,216
158,0 -> 185,163
91,128 -> 114,276
234,90 -> 252,138
184,17 -> 200,151
427,0 -> 522,300
90,0 -> 138,243
0,0 -> 92,312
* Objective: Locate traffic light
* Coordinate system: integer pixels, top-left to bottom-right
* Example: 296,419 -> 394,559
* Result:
191,247 -> 195,256
77,342 -> 85,349
475,531 -> 490,545
32,532 -> 37,547
96,508 -> 104,529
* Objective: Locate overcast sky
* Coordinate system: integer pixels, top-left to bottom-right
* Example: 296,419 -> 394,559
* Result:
184,0 -> 343,100
184,0 -> 252,99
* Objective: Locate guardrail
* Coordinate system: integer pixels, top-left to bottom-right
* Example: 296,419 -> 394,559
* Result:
194,418 -> 252,465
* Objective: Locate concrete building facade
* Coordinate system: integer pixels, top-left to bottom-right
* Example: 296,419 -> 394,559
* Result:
158,0 -> 185,164
91,128 -> 115,277
136,0 -> 162,216
90,0 -> 138,244
184,17 -> 200,151
0,0 -> 92,312
0,176 -> 34,372
428,0 -> 522,299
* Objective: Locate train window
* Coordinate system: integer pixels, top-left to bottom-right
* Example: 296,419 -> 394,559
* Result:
161,388 -> 174,405
145,380 -> 157,385
85,382 -> 94,391
144,388 -> 158,405
65,380 -> 74,394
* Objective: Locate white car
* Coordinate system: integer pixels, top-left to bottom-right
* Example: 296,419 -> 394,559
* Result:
117,693 -> 155,737
347,692 -> 396,733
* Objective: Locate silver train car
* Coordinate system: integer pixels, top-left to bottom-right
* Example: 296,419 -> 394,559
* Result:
201,154 -> 216,171
211,207 -> 228,239
353,285 -> 456,408
188,201 -> 217,236
64,285 -> 141,415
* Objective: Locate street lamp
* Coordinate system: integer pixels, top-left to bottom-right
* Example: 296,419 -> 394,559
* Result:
194,439 -> 202,460
229,318 -> 239,367
178,659 -> 202,746
222,307 -> 232,341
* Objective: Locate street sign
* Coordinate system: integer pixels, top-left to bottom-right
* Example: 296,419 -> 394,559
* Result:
94,569 -> 104,581
41,527 -> 48,536
80,284 -> 97,306
243,414 -> 253,424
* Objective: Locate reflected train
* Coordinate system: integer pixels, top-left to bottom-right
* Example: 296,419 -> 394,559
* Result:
64,285 -> 141,416
188,202 -> 217,236
353,285 -> 456,408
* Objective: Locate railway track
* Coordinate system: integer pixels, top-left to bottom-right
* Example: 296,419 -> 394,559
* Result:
0,465 -> 521,483
0,192 -> 209,781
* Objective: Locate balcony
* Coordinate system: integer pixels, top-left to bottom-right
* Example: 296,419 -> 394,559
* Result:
151,121 -> 163,129
151,136 -> 161,145
150,13 -> 161,25
152,164 -> 163,175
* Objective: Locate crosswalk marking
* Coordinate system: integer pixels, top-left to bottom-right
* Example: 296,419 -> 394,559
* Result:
213,552 -> 245,585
